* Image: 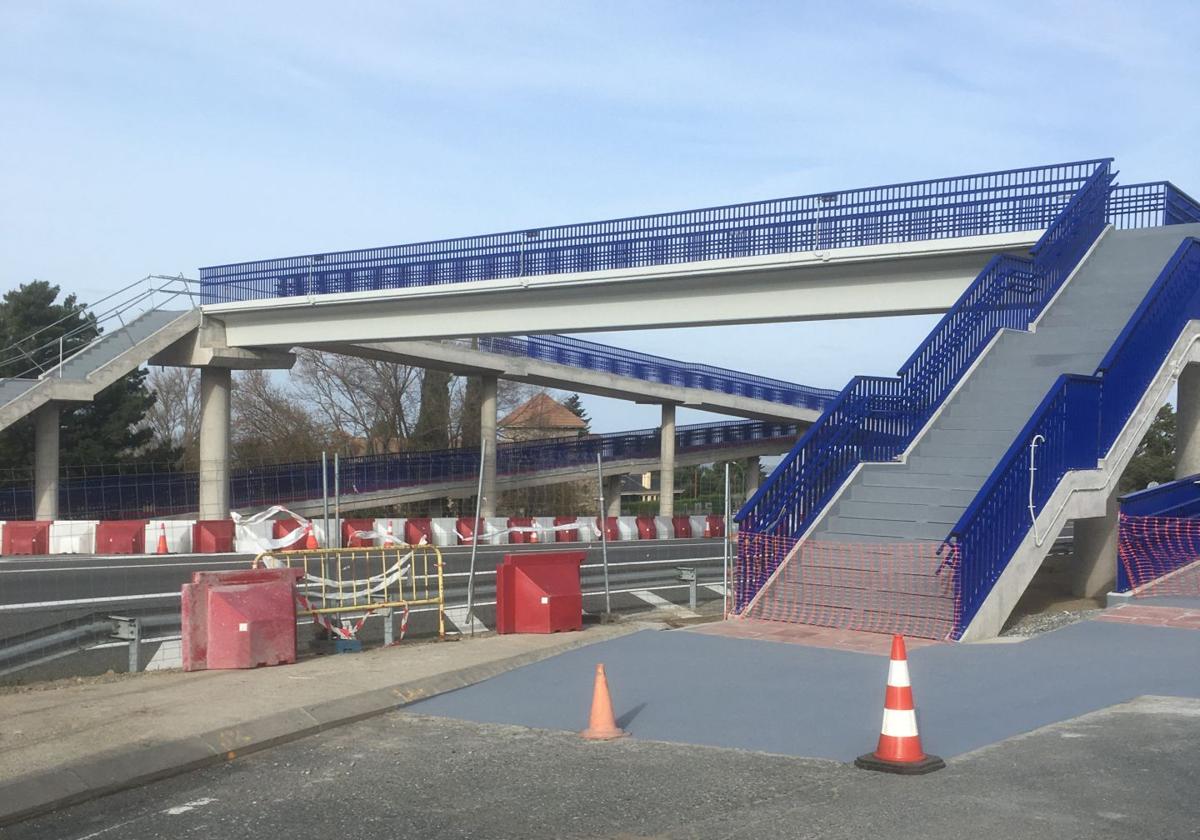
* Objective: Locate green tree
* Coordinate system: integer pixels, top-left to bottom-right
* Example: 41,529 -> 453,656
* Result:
562,393 -> 591,431
1120,404 -> 1176,493
0,282 -> 171,470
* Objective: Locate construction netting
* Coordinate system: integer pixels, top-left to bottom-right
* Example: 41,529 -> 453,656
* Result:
1118,513 -> 1200,597
736,531 -> 959,640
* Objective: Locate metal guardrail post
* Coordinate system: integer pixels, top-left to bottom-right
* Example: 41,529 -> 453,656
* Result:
676,566 -> 697,610
382,607 -> 394,646
111,615 -> 140,673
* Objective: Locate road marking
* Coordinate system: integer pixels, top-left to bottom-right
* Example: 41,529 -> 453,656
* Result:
163,797 -> 218,815
704,583 -> 727,595
629,588 -> 698,617
0,592 -> 180,611
0,560 -> 243,574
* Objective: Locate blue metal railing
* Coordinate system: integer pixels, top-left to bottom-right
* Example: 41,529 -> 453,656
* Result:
1107,182 -> 1200,229
0,419 -> 799,520
199,161 -> 1111,304
474,334 -> 839,412
946,238 -> 1200,634
732,161 -> 1115,608
1119,474 -> 1200,520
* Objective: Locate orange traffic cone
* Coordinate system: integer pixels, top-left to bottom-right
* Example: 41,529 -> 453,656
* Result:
580,664 -> 627,741
304,522 -> 319,550
155,523 -> 169,555
385,520 -> 395,545
855,635 -> 944,774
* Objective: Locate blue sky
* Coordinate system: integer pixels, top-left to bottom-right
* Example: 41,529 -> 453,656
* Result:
3,1 -> 1199,432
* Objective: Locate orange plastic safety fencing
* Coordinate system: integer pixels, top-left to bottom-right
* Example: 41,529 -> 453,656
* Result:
1118,513 -> 1200,597
736,531 -> 959,641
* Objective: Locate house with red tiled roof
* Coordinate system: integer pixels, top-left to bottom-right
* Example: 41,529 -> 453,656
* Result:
499,392 -> 588,442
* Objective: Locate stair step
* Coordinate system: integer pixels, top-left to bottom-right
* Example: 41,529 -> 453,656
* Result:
821,517 -> 953,541
849,484 -> 977,507
834,500 -> 963,525
857,469 -> 984,492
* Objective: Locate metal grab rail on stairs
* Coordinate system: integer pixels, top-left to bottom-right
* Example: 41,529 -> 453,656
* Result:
731,162 -> 1115,611
945,238 -> 1200,635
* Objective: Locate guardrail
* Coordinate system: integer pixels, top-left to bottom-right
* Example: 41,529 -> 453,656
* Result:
732,161 -> 1114,609
0,418 -> 799,520
472,334 -> 839,411
945,238 -> 1200,634
199,161 -> 1109,304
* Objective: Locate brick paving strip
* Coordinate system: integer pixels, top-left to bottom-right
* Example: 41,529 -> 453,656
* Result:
1095,604 -> 1200,630
689,617 -> 942,655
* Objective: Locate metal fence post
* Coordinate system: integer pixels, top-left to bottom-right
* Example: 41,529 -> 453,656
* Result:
333,453 -> 341,549
724,462 -> 731,618
465,440 -> 486,637
321,450 -> 329,549
596,453 -> 612,618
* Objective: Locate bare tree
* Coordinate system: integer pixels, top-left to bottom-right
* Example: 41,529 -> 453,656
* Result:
232,369 -> 330,465
293,350 -> 420,454
144,366 -> 200,467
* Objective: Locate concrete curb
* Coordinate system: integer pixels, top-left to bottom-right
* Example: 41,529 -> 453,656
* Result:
0,624 -> 645,827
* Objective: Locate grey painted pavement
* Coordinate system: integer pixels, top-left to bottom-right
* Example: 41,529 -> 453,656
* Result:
411,617 -> 1200,760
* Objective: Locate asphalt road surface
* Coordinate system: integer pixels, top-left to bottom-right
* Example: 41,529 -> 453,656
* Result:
10,695 -> 1197,840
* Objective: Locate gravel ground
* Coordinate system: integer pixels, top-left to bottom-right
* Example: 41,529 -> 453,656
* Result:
1000,606 -> 1103,637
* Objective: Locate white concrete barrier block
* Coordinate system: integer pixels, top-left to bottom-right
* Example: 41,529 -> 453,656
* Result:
653,516 -> 673,540
431,517 -> 458,546
485,517 -> 509,545
533,517 -> 557,543
689,516 -> 713,538
235,520 -> 275,554
50,520 -> 98,554
371,518 -> 404,545
146,520 -> 194,554
615,517 -> 638,541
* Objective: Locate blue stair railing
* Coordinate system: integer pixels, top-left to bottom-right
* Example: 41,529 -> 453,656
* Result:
732,159 -> 1116,611
945,237 -> 1200,636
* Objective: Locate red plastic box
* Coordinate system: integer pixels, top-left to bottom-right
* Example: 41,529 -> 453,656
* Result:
2,521 -> 51,555
192,520 -> 235,554
95,520 -> 148,554
182,567 -> 302,671
495,551 -> 585,634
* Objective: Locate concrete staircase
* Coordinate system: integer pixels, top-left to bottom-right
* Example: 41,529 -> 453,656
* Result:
754,223 -> 1200,632
0,309 -> 199,432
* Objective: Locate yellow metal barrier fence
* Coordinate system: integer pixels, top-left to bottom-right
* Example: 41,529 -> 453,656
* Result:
254,544 -> 445,639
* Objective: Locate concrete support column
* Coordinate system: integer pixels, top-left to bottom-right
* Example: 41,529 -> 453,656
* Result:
744,456 -> 761,501
33,403 -> 60,520
1072,486 -> 1119,598
604,475 -> 623,519
659,404 -> 676,517
1177,363 -> 1200,478
198,366 -> 232,521
480,375 -> 498,517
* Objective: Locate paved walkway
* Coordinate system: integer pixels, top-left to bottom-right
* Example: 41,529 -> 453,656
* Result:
689,617 -> 942,654
0,620 -> 644,825
412,612 -> 1200,761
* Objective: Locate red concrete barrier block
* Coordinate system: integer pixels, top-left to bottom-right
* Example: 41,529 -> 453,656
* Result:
456,516 -> 487,545
672,516 -> 693,538
2,521 -> 51,555
704,515 -> 725,539
95,520 -> 148,555
496,551 -> 585,634
192,520 -> 235,553
342,518 -> 376,548
271,519 -> 306,549
405,517 -> 433,545
508,517 -> 537,544
635,515 -> 657,539
595,517 -> 621,541
553,516 -> 579,543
